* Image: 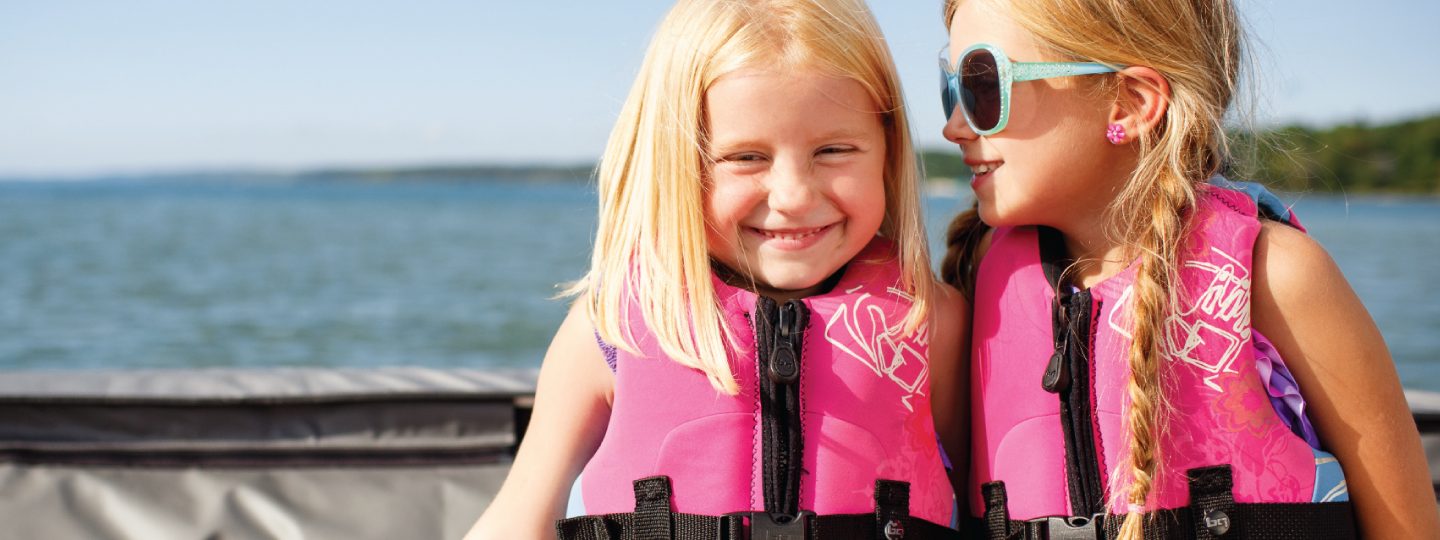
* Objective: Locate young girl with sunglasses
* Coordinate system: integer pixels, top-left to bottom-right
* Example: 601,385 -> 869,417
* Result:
465,1 -> 970,538
937,0 -> 1438,539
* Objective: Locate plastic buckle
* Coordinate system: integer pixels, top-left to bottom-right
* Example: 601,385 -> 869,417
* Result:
718,512 -> 746,540
722,511 -> 813,540
1032,513 -> 1104,540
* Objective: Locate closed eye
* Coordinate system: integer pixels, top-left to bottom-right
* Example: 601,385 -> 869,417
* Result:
815,145 -> 860,159
719,152 -> 767,163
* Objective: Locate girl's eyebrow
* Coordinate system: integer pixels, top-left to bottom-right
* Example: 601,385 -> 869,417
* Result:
812,127 -> 874,142
705,139 -> 765,155
708,128 -> 876,152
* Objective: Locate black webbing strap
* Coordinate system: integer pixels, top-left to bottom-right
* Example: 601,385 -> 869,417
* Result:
1098,502 -> 1359,539
559,512 -> 963,540
813,514 -> 960,540
972,503 -> 1358,540
979,481 -> 1017,539
1187,466 -> 1235,539
634,476 -> 675,539
875,480 -> 910,539
558,479 -> 963,540
557,512 -> 736,540
556,511 -> 617,540
970,466 -> 1357,540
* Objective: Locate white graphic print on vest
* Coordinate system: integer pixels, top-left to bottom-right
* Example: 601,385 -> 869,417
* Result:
1104,246 -> 1252,393
1108,285 -> 1135,339
824,286 -> 930,411
1169,246 -> 1252,392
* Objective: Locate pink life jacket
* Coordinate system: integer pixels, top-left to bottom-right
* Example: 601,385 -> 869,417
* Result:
575,237 -> 954,528
968,185 -> 1353,537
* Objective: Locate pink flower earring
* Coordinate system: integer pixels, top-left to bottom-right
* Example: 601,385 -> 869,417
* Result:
1105,123 -> 1126,145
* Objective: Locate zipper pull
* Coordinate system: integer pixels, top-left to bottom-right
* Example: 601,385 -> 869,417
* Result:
778,300 -> 795,340
1043,292 -> 1073,393
1042,334 -> 1070,393
767,301 -> 801,385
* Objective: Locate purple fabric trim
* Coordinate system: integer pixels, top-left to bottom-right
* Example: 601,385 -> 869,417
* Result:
936,433 -> 953,470
594,330 -> 618,373
1253,330 -> 1322,449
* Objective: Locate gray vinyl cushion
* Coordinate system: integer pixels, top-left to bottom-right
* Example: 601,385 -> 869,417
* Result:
0,367 -> 537,540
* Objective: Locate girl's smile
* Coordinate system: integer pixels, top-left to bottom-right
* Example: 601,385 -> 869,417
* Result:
966,159 -> 1003,191
744,222 -> 838,251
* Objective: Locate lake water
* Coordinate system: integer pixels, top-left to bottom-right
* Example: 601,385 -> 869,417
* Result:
3,178 -> 1438,391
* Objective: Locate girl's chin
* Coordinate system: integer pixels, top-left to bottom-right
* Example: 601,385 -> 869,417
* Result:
712,261 -> 832,299
975,201 -> 1025,229
976,204 -> 999,227
752,273 -> 833,299
758,278 -> 819,292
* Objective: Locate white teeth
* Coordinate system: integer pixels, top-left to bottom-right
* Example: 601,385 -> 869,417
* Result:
973,162 -> 1001,175
758,226 -> 827,240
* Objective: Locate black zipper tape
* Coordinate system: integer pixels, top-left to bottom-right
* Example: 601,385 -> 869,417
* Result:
1038,226 -> 1107,517
756,296 -> 809,516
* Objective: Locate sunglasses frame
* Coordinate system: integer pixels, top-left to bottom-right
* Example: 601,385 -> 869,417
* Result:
941,43 -> 1121,136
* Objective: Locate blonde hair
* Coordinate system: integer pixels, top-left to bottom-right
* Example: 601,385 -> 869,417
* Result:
570,0 -> 932,395
940,0 -> 1246,537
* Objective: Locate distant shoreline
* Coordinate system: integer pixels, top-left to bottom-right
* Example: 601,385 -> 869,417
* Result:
299,163 -> 596,183
4,113 -> 1438,193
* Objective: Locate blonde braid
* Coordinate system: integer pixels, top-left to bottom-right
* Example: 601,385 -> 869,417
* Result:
1115,182 -> 1188,537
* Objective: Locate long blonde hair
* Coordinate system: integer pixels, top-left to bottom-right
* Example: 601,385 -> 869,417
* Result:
940,0 -> 1247,537
570,0 -> 932,395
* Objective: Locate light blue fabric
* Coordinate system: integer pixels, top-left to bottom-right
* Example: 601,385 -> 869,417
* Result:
565,474 -> 586,518
1209,175 -> 1296,224
1312,449 -> 1350,503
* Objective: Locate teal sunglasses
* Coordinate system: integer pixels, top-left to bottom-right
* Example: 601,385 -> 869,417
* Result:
940,43 -> 1120,136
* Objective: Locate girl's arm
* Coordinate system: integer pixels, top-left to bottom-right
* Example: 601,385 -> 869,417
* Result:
1251,221 -> 1440,539
464,297 -> 614,540
928,280 -> 972,506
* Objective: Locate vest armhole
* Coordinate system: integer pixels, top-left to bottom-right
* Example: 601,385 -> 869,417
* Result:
1252,329 -> 1323,449
593,329 -> 618,373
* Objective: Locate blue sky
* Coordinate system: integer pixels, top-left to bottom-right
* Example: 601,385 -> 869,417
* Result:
2,1 -> 1437,177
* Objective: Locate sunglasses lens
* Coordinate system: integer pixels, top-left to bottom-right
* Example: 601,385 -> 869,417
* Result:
940,52 -> 959,120
960,48 -> 1001,132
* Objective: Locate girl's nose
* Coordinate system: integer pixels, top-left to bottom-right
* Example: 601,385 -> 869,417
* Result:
766,161 -> 817,215
942,110 -> 978,143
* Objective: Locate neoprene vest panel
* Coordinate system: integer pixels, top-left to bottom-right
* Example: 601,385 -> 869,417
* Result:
967,184 -> 1355,539
559,238 -> 958,540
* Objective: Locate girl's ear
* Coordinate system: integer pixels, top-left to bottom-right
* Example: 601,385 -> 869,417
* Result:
1109,66 -> 1170,140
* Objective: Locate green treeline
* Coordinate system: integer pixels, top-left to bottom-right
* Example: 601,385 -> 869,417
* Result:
279,113 -> 1439,194
921,113 -> 1440,194
1238,114 -> 1440,193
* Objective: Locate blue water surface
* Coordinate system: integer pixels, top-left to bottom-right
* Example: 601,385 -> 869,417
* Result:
2,178 -> 1437,391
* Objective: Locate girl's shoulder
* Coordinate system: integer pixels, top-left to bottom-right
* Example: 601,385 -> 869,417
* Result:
930,278 -> 970,326
552,293 -> 617,404
1252,218 -> 1340,305
1249,218 -> 1362,373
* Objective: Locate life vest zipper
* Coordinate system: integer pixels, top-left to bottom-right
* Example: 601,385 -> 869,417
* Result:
1057,291 -> 1105,516
1037,226 -> 1107,517
755,296 -> 808,515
